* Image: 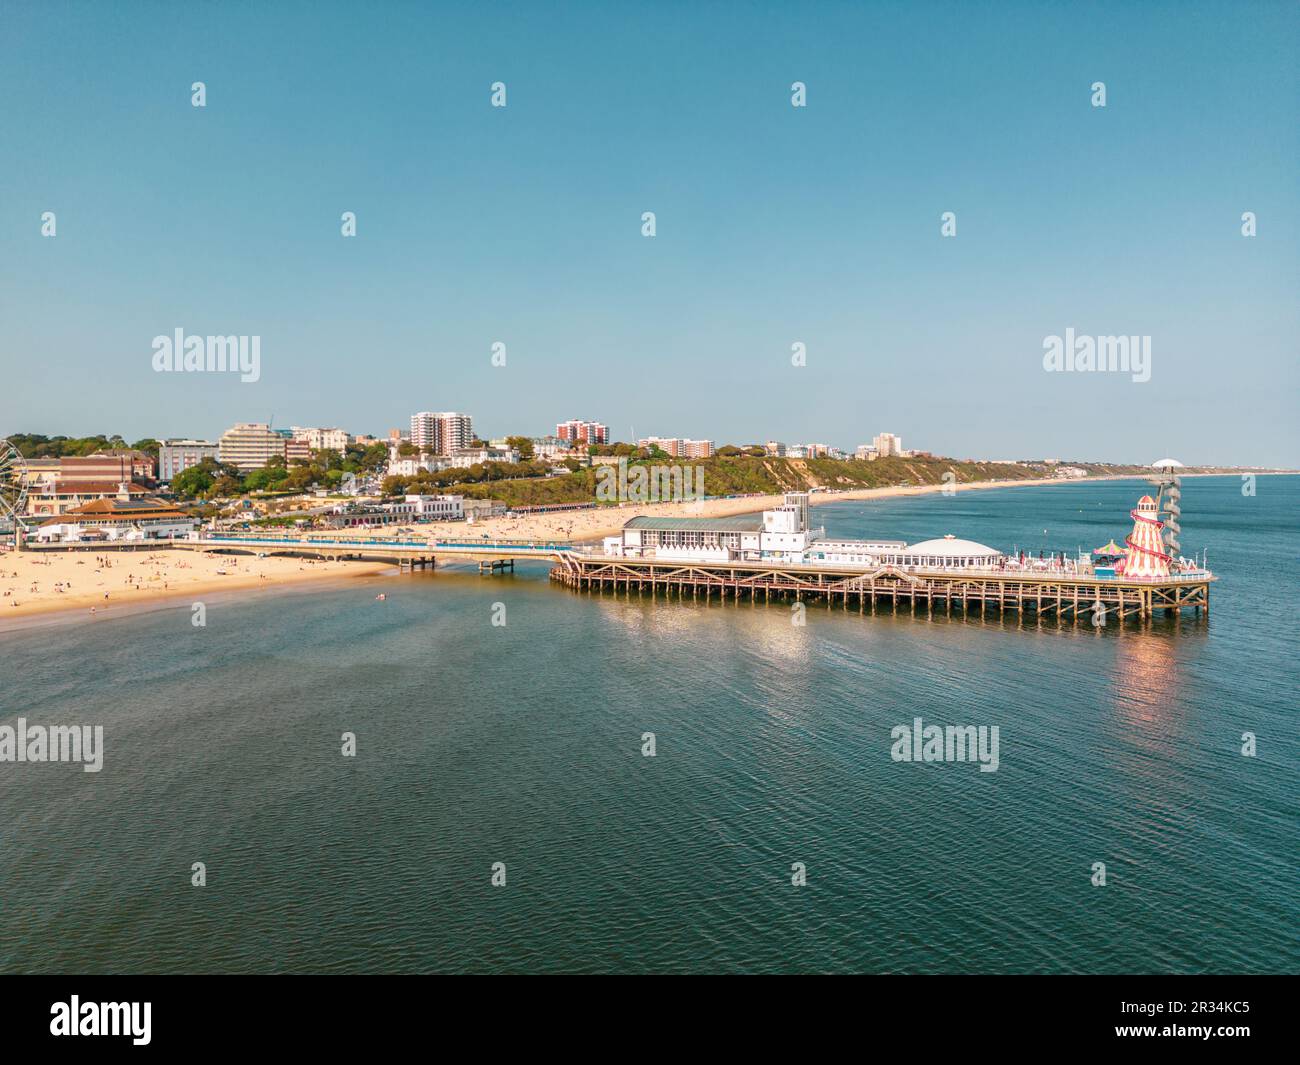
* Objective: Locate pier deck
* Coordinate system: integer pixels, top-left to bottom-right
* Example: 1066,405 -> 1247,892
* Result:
550,554 -> 1211,621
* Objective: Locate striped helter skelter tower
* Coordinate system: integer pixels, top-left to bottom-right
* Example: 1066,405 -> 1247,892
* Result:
1117,494 -> 1171,579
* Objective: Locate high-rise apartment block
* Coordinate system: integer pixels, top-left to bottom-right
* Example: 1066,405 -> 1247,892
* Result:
556,419 -> 608,445
410,412 -> 475,455
219,423 -> 286,471
873,432 -> 904,458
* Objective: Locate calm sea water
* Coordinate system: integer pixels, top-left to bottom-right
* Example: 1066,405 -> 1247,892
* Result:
1,476 -> 1296,973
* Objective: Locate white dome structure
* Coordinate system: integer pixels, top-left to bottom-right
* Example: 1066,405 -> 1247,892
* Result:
1150,458 -> 1184,468
877,533 -> 1007,570
905,534 -> 1002,558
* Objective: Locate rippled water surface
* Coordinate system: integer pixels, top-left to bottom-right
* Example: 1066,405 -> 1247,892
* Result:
1,476 -> 1295,972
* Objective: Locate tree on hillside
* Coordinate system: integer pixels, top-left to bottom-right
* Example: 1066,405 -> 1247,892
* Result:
357,442 -> 389,470
505,435 -> 534,460
172,465 -> 215,498
282,465 -> 317,493
9,434 -> 123,458
244,465 -> 289,492
210,474 -> 243,499
130,439 -> 161,464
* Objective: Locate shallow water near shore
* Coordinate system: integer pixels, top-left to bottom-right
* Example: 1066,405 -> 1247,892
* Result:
0,476 -> 1295,973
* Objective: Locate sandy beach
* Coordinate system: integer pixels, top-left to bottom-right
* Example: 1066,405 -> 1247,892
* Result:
0,474 -> 1123,626
0,548 -> 390,624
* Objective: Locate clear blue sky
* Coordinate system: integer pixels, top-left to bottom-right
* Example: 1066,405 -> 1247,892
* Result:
2,0 -> 1296,464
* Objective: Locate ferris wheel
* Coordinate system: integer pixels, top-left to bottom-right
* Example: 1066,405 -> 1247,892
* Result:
0,438 -> 30,528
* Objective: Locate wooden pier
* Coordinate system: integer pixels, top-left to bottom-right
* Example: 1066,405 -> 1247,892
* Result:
550,555 -> 1211,622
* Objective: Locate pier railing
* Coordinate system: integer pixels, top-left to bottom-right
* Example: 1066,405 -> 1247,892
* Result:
552,553 -> 1213,620
569,548 -> 1212,583
187,532 -> 575,555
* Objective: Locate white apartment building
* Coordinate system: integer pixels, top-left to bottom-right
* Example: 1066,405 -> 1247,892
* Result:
440,414 -> 474,453
530,437 -> 572,461
782,443 -> 832,459
158,439 -> 220,481
409,412 -> 436,450
873,432 -> 904,458
291,427 -> 349,453
328,494 -> 464,527
447,446 -> 518,468
410,411 -> 474,455
389,494 -> 464,521
219,423 -> 286,471
387,453 -> 450,477
637,437 -> 715,458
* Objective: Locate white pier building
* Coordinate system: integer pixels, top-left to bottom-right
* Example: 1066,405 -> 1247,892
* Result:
602,493 -> 1007,570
